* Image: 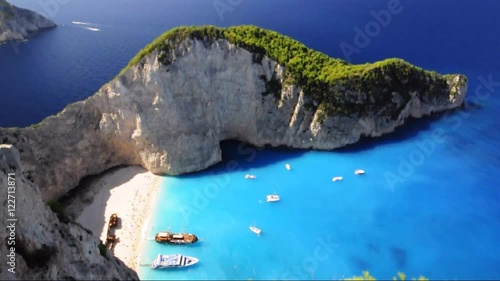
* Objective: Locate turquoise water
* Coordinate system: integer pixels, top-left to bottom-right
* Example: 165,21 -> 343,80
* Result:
138,98 -> 500,280
2,0 -> 500,279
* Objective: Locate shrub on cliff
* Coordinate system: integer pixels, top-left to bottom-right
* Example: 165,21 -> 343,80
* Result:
47,200 -> 65,215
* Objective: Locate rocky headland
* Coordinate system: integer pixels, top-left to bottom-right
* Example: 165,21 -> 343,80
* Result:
0,25 -> 468,279
0,25 -> 469,201
0,26 -> 468,202
0,0 -> 56,43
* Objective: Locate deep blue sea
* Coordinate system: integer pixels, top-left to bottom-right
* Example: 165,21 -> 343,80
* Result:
2,0 -> 500,279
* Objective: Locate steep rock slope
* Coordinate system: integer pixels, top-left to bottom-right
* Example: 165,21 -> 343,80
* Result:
0,26 -> 467,201
0,0 -> 56,43
0,145 -> 139,280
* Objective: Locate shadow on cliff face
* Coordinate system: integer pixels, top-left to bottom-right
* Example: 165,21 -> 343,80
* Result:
211,112 -> 461,164
335,110 -> 461,153
176,140 -> 308,178
59,165 -> 135,236
176,110 -> 465,178
218,140 -> 308,170
212,109 -> 475,167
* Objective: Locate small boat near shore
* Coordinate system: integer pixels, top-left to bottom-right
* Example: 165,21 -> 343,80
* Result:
285,163 -> 291,171
355,169 -> 366,175
150,254 -> 199,269
155,231 -> 198,244
249,226 -> 262,235
245,174 -> 256,179
332,176 -> 343,182
266,194 -> 280,202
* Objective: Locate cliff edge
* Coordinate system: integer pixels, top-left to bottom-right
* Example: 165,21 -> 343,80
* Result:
0,145 -> 139,280
0,0 -> 56,43
0,26 -> 468,201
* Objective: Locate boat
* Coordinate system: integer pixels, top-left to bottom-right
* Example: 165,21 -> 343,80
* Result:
245,174 -> 256,179
154,231 -> 198,244
150,254 -> 199,269
249,226 -> 262,235
108,213 -> 118,228
285,163 -> 291,170
85,27 -> 100,32
354,169 -> 366,175
266,194 -> 280,202
332,176 -> 343,182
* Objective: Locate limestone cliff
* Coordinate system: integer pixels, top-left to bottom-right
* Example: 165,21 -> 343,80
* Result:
0,0 -> 56,43
0,26 -> 468,201
0,145 -> 139,280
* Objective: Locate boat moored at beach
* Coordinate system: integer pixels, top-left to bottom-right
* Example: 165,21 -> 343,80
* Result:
150,254 -> 199,269
155,231 -> 198,244
285,163 -> 291,170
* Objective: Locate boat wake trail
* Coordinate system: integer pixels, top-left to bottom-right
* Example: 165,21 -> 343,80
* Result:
72,21 -> 93,25
84,27 -> 100,32
72,21 -> 101,32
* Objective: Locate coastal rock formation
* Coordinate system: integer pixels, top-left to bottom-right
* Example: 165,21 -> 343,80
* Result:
0,145 -> 139,280
0,26 -> 468,201
0,0 -> 56,43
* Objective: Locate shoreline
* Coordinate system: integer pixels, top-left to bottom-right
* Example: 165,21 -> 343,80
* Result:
135,175 -> 161,272
64,166 -> 163,271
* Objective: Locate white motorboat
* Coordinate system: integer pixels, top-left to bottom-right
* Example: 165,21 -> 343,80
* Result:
245,174 -> 256,179
150,254 -> 199,269
332,176 -> 343,182
249,226 -> 262,235
266,194 -> 280,202
354,169 -> 366,175
285,163 -> 291,171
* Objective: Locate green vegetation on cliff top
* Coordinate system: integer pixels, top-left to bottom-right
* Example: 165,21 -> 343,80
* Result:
0,0 -> 15,21
118,25 -> 466,118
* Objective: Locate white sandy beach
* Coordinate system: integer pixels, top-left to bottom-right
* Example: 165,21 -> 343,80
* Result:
73,166 -> 162,270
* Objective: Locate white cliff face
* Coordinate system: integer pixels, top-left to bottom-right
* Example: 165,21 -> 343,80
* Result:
0,1 -> 56,43
0,145 -> 139,280
0,38 -> 467,201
